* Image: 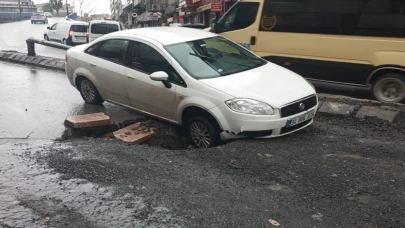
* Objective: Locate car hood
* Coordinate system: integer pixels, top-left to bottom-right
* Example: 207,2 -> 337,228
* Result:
199,62 -> 316,108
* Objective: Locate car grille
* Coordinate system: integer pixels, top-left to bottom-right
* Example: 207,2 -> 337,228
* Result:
280,95 -> 317,118
280,119 -> 312,134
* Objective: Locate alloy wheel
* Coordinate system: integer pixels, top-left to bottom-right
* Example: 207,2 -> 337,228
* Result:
189,122 -> 211,148
80,79 -> 96,102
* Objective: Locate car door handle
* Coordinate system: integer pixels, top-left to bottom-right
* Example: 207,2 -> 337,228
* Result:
90,63 -> 97,67
127,76 -> 135,79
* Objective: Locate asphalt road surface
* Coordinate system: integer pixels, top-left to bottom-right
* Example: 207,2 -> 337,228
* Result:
1,62 -> 405,227
0,18 -> 66,59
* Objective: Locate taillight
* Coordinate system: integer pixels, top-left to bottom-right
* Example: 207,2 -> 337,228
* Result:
65,54 -> 68,62
69,30 -> 73,37
86,31 -> 89,37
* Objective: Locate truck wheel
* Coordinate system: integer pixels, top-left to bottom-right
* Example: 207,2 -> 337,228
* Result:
372,73 -> 405,103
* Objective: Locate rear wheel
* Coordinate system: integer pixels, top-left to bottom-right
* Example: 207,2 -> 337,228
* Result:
44,35 -> 49,41
186,116 -> 220,148
62,39 -> 67,45
78,78 -> 104,105
372,73 -> 405,103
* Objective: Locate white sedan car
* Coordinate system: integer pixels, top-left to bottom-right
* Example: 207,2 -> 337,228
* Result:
65,27 -> 318,148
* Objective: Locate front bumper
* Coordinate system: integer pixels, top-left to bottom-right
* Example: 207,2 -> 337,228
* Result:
210,102 -> 318,140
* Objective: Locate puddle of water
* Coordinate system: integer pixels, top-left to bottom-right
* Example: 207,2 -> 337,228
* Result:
0,140 -> 183,227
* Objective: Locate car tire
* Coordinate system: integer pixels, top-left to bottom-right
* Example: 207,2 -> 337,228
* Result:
186,116 -> 220,148
78,78 -> 104,105
372,73 -> 405,103
62,39 -> 67,45
44,35 -> 49,41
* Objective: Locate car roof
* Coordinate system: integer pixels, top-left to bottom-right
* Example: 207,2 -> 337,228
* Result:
118,27 -> 217,45
61,21 -> 88,25
90,20 -> 119,24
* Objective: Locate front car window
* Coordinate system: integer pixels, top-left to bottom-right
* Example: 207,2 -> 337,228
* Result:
165,36 -> 267,79
130,42 -> 185,85
91,23 -> 119,34
50,23 -> 57,30
216,2 -> 259,33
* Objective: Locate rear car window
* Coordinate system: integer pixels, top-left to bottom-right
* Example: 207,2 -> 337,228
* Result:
33,13 -> 42,16
91,24 -> 119,34
71,25 -> 88,32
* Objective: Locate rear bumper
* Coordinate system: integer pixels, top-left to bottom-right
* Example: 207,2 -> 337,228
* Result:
66,37 -> 87,46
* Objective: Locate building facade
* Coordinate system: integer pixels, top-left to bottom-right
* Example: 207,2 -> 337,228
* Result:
0,0 -> 37,22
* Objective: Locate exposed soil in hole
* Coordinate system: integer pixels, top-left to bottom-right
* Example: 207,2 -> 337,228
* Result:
57,117 -> 191,150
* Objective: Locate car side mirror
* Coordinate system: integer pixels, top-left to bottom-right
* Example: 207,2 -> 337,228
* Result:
150,71 -> 169,81
150,71 -> 171,88
47,26 -> 50,30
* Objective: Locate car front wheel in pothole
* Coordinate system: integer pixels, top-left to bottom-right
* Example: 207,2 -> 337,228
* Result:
186,116 -> 220,148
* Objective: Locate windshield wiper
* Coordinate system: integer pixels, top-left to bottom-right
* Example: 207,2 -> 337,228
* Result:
230,53 -> 264,63
189,52 -> 252,68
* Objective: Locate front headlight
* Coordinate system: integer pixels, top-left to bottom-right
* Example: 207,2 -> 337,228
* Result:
225,99 -> 274,115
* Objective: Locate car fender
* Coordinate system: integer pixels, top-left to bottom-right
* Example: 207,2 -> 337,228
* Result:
176,96 -> 223,125
73,67 -> 100,90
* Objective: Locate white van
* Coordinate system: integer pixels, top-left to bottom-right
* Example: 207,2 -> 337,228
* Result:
87,20 -> 125,43
44,21 -> 88,46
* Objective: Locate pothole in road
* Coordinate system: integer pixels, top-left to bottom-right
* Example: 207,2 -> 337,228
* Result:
58,118 -> 191,150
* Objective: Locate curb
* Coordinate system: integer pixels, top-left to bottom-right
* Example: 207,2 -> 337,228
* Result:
317,95 -> 403,123
0,51 -> 65,72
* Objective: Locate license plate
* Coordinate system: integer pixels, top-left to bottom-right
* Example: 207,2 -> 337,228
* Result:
76,37 -> 85,40
286,110 -> 315,127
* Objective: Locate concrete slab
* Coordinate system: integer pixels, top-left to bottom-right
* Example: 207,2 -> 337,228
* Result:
64,112 -> 111,129
55,62 -> 65,70
19,55 -> 28,62
2,53 -> 12,59
318,102 -> 357,116
24,56 -> 35,63
7,53 -> 18,60
356,106 -> 400,123
45,61 -> 57,67
31,57 -> 43,65
39,59 -> 50,66
12,54 -> 23,61
113,123 -> 156,144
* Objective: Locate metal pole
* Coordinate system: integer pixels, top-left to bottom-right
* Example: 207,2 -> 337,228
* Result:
18,0 -> 22,20
66,0 -> 69,16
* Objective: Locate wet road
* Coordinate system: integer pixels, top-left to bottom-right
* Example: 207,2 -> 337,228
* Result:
1,62 -> 405,227
0,18 -> 66,59
0,61 -> 142,139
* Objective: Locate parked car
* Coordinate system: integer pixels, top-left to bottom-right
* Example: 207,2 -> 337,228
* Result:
44,21 -> 88,46
44,12 -> 52,18
87,20 -> 125,43
31,13 -> 48,24
65,28 -> 317,148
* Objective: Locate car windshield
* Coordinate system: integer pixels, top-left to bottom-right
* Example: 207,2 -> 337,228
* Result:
165,36 -> 266,79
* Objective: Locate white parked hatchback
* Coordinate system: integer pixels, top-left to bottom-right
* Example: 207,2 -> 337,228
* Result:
65,27 -> 318,148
